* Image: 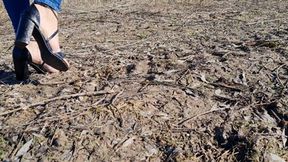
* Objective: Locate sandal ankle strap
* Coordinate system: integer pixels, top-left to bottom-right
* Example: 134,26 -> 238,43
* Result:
46,29 -> 59,43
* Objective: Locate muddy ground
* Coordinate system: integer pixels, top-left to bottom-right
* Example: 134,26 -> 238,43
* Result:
0,0 -> 288,161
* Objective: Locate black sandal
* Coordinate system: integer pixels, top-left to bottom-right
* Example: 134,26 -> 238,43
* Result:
12,47 -> 29,81
26,48 -> 47,74
15,3 -> 69,71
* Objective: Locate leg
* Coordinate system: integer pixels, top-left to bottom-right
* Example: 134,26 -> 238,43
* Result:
3,0 -> 30,80
14,1 -> 69,72
33,0 -> 63,53
3,0 -> 59,80
32,0 -> 70,68
3,0 -> 30,32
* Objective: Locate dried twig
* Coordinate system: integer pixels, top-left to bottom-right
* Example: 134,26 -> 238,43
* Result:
38,81 -> 71,85
10,125 -> 30,159
247,18 -> 286,25
2,96 -> 108,130
0,90 -> 112,116
107,90 -> 123,106
0,43 -> 13,55
210,82 -> 243,92
275,64 -> 286,87
137,82 -> 150,92
50,125 -> 59,146
213,94 -> 238,102
176,69 -> 190,83
52,97 -> 107,123
178,107 -> 231,125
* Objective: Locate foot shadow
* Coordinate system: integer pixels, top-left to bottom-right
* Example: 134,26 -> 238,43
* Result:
0,70 -> 41,85
0,70 -> 19,85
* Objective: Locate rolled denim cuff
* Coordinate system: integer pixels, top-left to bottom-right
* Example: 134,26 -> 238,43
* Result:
34,0 -> 62,12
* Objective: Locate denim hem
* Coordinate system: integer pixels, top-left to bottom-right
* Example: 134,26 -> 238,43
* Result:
34,0 -> 62,12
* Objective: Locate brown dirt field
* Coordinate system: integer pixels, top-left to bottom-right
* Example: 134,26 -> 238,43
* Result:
0,0 -> 288,161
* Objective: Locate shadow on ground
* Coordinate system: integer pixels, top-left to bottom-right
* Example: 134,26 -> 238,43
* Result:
0,70 -> 18,85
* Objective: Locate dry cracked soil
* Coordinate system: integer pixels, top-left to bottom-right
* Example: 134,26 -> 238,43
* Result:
0,0 -> 288,161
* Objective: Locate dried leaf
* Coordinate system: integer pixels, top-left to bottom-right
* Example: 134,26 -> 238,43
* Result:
122,136 -> 136,148
184,88 -> 197,97
282,128 -> 287,147
200,73 -> 209,83
15,139 -> 33,159
264,153 -> 285,162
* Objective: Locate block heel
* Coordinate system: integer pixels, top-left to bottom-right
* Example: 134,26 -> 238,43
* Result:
12,47 -> 29,81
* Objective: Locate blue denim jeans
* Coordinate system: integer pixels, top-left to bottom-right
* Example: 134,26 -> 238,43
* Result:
34,0 -> 62,12
3,0 -> 62,32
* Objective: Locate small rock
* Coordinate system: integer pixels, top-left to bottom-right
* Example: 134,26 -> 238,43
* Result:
12,136 -> 18,142
215,89 -> 222,96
